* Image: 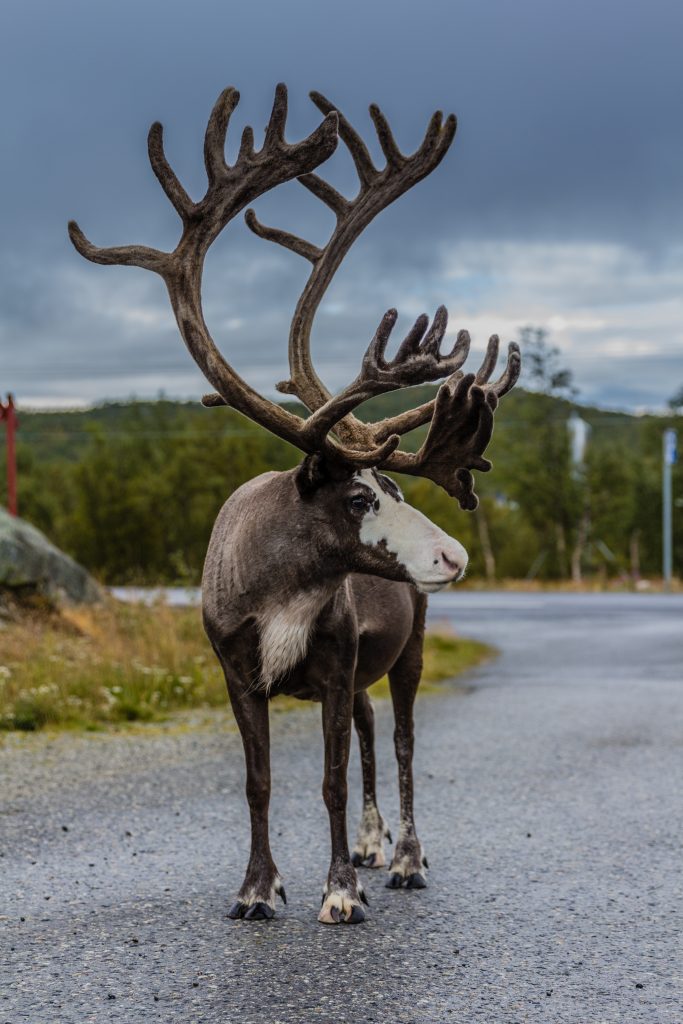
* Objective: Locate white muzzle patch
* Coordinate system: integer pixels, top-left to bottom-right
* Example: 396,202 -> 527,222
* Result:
357,470 -> 468,593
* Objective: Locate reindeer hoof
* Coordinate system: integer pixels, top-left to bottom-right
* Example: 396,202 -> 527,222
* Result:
319,889 -> 366,925
245,901 -> 275,920
228,899 -> 275,921
227,876 -> 285,920
352,809 -> 391,869
385,870 -> 427,890
325,903 -> 365,925
386,840 -> 429,890
351,850 -> 381,868
405,872 -> 427,889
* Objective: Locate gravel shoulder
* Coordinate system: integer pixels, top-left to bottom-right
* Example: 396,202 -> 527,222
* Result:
2,592 -> 682,1024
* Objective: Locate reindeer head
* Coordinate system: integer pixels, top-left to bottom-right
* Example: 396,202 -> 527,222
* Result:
293,455 -> 467,592
68,84 -> 520,585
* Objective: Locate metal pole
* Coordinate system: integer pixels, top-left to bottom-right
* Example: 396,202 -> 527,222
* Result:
0,394 -> 18,517
662,429 -> 677,591
6,394 -> 17,517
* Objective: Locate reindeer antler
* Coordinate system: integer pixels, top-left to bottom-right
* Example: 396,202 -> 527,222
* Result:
234,92 -> 520,507
68,85 -> 402,466
243,91 -> 457,428
69,85 -> 520,507
376,333 -> 521,507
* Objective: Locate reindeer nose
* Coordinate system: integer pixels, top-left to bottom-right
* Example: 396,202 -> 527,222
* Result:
434,550 -> 464,579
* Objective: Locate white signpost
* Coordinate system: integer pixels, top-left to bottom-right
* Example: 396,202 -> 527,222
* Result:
663,428 -> 677,590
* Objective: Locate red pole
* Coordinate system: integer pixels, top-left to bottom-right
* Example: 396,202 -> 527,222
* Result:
1,394 -> 18,516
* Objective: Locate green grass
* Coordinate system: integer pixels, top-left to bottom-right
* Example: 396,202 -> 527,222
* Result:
0,600 -> 494,732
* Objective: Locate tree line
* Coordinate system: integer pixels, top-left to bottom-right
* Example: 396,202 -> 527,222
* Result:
3,335 -> 682,584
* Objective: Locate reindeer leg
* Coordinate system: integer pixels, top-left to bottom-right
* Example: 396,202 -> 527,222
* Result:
224,680 -> 284,921
386,600 -> 429,890
351,690 -> 392,869
319,680 -> 367,924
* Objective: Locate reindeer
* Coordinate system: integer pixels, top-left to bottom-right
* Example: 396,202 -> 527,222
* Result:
69,84 -> 519,925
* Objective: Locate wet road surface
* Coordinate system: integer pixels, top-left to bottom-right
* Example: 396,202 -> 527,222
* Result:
2,592 -> 682,1023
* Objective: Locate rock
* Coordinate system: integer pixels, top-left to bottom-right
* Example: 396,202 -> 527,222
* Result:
0,507 -> 102,606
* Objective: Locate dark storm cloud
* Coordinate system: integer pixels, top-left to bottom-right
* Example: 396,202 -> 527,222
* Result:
0,0 -> 681,409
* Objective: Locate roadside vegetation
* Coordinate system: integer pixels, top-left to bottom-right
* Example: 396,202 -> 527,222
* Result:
0,600 -> 493,732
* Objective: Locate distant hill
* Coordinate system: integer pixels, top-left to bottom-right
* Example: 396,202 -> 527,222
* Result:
13,388 -> 661,463
4,389 -> 680,585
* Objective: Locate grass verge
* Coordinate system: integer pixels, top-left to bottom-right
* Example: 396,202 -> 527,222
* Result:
0,600 -> 494,732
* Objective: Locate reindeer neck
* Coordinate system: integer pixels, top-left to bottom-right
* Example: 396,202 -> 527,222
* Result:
203,470 -> 349,636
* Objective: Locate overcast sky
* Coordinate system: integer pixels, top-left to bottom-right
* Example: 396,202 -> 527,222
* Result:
1,0 -> 681,412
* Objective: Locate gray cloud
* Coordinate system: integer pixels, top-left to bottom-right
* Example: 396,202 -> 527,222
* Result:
1,0 -> 682,411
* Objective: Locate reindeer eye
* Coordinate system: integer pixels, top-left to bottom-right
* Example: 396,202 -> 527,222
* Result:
349,494 -> 369,512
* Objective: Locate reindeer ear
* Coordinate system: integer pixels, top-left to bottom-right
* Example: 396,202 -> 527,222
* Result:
295,454 -> 331,497
295,453 -> 355,496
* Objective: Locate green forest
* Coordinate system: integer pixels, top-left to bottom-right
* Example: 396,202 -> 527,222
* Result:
1,333 -> 683,585
4,352 -> 681,586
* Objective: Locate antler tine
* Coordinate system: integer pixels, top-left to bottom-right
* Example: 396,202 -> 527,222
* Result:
366,308 -> 401,366
419,304 -> 449,356
450,328 -> 471,364
237,124 -> 256,165
475,335 -> 500,384
310,90 -> 376,186
368,104 -> 406,169
245,208 -> 322,264
204,86 -> 240,184
67,221 -> 170,275
394,314 -> 431,363
263,82 -> 288,149
148,123 -> 195,223
492,341 -> 522,398
418,110 -> 457,167
297,173 -> 350,218
373,398 -> 439,443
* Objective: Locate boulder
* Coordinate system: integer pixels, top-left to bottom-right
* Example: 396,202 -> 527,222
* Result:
0,508 -> 102,605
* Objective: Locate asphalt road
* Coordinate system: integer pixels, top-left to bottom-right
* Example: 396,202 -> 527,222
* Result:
2,592 -> 682,1023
